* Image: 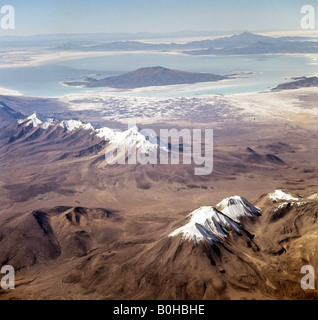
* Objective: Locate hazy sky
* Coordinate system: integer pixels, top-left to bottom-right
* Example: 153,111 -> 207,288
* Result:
2,0 -> 318,36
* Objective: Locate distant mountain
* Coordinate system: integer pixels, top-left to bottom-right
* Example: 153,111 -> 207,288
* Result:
1,111 -> 167,158
271,76 -> 318,91
64,66 -> 230,89
0,30 -> 231,43
185,39 -> 317,55
55,41 -> 178,52
183,31 -> 279,50
52,32 -> 317,55
58,32 -> 275,52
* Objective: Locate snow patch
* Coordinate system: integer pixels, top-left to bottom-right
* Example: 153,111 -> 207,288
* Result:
269,190 -> 298,202
110,126 -> 159,153
59,120 -> 93,132
82,123 -> 94,131
95,127 -> 116,140
296,201 -> 308,206
59,120 -> 82,131
41,118 -> 56,130
274,202 -> 289,212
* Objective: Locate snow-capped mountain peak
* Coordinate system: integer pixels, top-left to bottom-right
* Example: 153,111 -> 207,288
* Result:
59,119 -> 94,132
111,125 -> 158,152
18,112 -> 43,128
99,125 -> 168,154
95,127 -> 116,140
170,195 -> 262,246
18,113 -> 57,130
169,206 -> 241,246
216,196 -> 261,222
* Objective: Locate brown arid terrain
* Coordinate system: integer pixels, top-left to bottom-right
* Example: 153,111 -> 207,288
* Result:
0,86 -> 317,300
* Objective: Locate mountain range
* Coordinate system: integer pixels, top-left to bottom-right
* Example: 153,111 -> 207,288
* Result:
0,103 -> 317,300
54,32 -> 318,55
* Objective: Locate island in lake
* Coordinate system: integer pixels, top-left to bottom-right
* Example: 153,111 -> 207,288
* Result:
63,66 -> 231,89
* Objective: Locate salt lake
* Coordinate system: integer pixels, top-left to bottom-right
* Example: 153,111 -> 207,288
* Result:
0,51 -> 316,98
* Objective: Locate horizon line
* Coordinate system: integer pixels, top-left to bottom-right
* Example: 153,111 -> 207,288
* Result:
1,28 -> 315,39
